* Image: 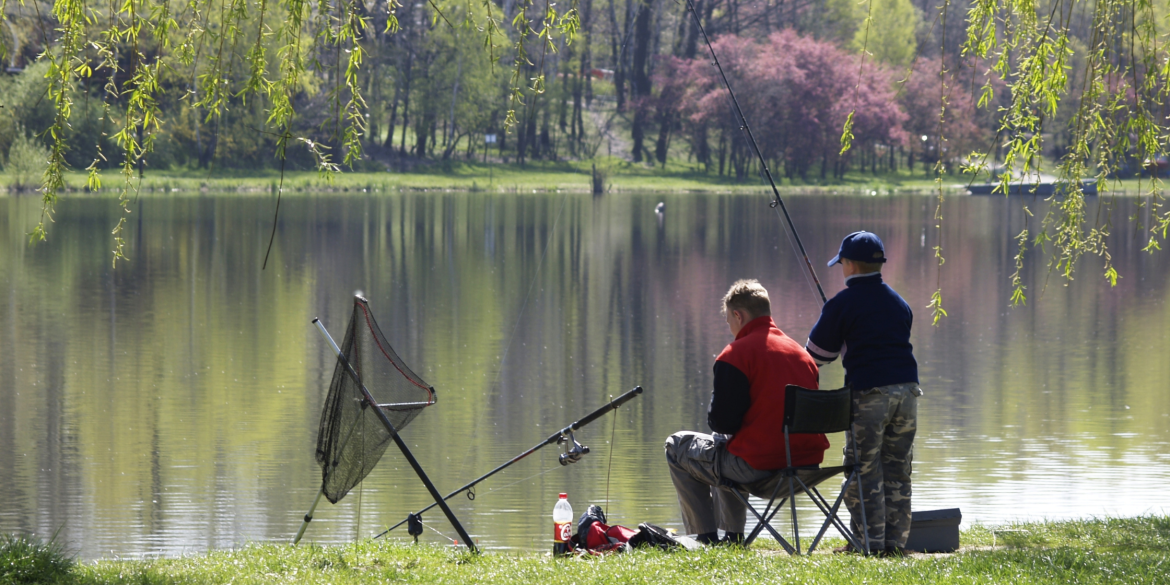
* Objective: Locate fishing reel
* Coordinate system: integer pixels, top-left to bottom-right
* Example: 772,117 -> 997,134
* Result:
558,429 -> 590,466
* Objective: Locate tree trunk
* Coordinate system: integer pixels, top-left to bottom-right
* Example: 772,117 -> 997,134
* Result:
654,108 -> 672,166
540,106 -> 551,158
717,130 -> 727,176
629,0 -> 654,162
581,0 -> 594,107
609,0 -> 628,111
447,39 -> 463,147
399,54 -> 413,155
384,87 -> 399,148
572,0 -> 593,154
414,118 -> 426,157
559,43 -> 571,136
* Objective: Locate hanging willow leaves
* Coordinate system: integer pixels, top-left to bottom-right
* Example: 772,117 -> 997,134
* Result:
961,0 -> 1168,303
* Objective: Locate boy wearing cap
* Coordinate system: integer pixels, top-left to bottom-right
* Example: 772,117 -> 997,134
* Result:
805,231 -> 921,556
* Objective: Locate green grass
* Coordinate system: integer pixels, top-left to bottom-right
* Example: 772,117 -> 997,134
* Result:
0,159 -> 1043,196
7,517 -> 1167,584
2,156 -> 1166,196
0,532 -> 73,585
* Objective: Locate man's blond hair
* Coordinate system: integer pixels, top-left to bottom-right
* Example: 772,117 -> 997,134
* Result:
722,279 -> 771,319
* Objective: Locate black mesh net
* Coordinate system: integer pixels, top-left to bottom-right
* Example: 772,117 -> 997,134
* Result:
315,297 -> 436,504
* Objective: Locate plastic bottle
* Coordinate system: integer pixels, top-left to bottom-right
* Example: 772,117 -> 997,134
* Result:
553,493 -> 574,555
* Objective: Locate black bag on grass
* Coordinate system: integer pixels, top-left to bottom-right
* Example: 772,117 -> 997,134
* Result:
629,523 -> 686,550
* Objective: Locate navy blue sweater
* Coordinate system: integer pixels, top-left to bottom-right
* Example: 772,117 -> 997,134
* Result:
806,273 -> 918,390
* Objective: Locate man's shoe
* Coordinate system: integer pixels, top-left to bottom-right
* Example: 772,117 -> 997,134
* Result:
718,532 -> 745,547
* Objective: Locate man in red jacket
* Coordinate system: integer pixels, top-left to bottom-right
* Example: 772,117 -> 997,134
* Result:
665,279 -> 827,545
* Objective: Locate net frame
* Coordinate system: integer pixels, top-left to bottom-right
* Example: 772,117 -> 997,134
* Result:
314,296 -> 436,503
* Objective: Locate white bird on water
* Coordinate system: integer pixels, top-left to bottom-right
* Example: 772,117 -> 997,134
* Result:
655,202 -> 665,215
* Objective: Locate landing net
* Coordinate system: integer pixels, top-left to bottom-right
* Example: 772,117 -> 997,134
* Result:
315,297 -> 436,503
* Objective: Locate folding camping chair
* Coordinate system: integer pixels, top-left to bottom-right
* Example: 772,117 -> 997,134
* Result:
720,385 -> 871,555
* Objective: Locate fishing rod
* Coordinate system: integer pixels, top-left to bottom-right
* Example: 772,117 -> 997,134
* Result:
374,385 -> 644,539
683,0 -> 827,305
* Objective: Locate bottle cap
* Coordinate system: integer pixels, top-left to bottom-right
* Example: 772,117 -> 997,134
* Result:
559,493 -> 567,498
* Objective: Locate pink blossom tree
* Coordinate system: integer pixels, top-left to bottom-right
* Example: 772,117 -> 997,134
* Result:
659,30 -> 907,180
896,58 -> 984,174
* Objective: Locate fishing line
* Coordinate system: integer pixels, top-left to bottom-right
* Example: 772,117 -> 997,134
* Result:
683,0 -> 827,305
420,518 -> 458,544
478,465 -> 561,497
463,193 -> 568,482
603,406 -> 617,517
490,185 -> 569,387
773,205 -> 823,308
712,80 -> 820,304
356,410 -> 365,541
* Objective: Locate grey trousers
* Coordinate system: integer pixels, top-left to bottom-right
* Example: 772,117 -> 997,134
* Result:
664,431 -> 776,535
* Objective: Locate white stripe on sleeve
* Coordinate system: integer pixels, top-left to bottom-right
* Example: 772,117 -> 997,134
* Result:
805,339 -> 839,365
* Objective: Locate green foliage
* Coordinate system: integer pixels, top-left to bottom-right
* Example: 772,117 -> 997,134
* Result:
851,0 -> 920,67
1009,209 -> 1031,306
0,533 -> 74,585
401,0 -> 507,158
3,129 -> 49,192
839,111 -> 854,155
817,0 -> 863,46
962,0 -> 1170,293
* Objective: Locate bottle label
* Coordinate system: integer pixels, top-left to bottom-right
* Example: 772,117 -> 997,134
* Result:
553,521 -> 572,543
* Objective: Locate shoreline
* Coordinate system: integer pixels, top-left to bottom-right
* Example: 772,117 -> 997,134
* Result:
3,164 -> 1163,196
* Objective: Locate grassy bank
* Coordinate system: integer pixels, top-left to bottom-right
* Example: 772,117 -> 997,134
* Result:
2,157 -> 1160,196
4,517 -> 1167,584
3,158 -> 1162,196
52,159 -> 953,195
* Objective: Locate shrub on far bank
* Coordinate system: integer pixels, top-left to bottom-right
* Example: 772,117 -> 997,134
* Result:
3,130 -> 49,192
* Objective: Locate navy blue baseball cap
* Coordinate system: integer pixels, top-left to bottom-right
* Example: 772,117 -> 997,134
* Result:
827,231 -> 887,266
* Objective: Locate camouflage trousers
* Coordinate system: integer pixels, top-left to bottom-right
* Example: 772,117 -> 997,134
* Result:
842,382 -> 921,552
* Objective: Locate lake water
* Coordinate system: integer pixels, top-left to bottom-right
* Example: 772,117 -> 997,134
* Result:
1,190 -> 1168,559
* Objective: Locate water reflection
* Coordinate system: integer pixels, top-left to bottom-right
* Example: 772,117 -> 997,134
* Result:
1,191 -> 1168,559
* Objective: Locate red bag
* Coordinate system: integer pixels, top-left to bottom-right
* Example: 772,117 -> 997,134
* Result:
584,522 -> 639,552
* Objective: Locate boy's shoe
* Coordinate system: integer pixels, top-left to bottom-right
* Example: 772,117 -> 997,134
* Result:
833,543 -> 880,555
880,546 -> 918,558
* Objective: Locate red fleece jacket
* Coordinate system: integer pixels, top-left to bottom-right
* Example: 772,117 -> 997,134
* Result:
716,316 -> 828,469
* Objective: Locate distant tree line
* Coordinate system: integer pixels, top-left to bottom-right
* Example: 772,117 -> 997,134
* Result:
0,0 -> 1072,175
0,0 -> 1167,294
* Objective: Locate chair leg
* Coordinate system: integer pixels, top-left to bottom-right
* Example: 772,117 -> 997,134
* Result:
731,488 -> 795,554
813,486 -> 854,539
744,472 -> 790,546
788,475 -> 801,554
805,481 -> 863,554
745,497 -> 787,546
